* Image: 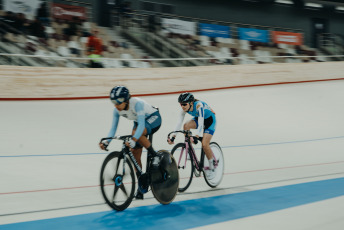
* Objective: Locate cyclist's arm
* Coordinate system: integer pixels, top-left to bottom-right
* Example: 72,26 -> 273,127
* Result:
107,109 -> 120,143
195,103 -> 205,137
132,100 -> 145,140
174,109 -> 186,131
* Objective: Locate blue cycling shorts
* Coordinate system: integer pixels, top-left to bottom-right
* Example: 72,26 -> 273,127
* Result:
133,111 -> 161,135
193,114 -> 216,135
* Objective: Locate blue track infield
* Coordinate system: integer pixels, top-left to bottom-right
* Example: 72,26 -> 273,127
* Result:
1,177 -> 344,230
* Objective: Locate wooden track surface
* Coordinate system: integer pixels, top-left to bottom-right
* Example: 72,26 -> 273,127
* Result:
0,62 -> 343,98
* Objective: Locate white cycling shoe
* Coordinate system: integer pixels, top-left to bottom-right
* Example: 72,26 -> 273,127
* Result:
204,168 -> 215,180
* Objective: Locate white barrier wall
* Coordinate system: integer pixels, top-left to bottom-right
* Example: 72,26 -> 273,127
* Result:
1,62 -> 344,98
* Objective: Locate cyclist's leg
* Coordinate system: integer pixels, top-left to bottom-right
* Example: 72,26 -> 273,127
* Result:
203,114 -> 216,161
131,127 -> 147,169
202,133 -> 213,161
202,133 -> 216,180
131,127 -> 148,199
183,119 -> 197,130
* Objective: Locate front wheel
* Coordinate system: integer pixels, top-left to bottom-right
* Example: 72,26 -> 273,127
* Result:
171,143 -> 194,192
100,151 -> 136,211
203,142 -> 224,188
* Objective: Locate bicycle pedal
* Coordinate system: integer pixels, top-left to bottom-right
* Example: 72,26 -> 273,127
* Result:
135,190 -> 144,200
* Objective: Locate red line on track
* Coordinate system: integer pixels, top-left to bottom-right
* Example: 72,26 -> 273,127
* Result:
1,78 -> 343,101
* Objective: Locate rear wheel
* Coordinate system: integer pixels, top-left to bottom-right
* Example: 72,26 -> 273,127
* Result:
203,142 -> 224,188
171,143 -> 194,192
100,151 -> 135,211
151,150 -> 179,204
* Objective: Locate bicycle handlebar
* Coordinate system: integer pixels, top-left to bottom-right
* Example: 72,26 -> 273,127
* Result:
167,130 -> 202,144
101,135 -> 132,142
100,135 -> 132,151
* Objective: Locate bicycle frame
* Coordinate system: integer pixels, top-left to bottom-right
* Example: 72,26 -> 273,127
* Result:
102,135 -> 154,178
170,131 -> 219,172
184,137 -> 205,172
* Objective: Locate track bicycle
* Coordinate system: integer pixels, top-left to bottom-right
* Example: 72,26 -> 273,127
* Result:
99,135 -> 179,211
168,130 -> 224,192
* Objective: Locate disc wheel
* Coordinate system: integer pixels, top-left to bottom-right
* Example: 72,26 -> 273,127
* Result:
151,150 -> 179,205
203,142 -> 224,188
100,151 -> 136,211
171,143 -> 194,192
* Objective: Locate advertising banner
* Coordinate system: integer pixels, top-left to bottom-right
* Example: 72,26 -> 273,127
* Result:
272,31 -> 303,45
199,23 -> 230,38
52,3 -> 86,21
238,28 -> 269,43
3,0 -> 42,19
161,18 -> 196,35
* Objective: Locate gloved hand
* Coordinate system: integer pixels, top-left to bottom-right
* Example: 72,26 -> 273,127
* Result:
167,135 -> 176,145
99,140 -> 109,150
127,138 -> 136,148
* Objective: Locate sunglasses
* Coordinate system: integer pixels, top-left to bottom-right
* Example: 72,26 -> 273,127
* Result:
180,103 -> 188,106
111,98 -> 125,105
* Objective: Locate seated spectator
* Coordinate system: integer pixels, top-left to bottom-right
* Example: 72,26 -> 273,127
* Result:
29,17 -> 47,39
86,30 -> 104,68
80,19 -> 91,37
87,47 -> 104,68
86,29 -> 103,55
64,17 -> 81,37
36,2 -> 50,26
13,13 -> 28,34
210,37 -> 218,47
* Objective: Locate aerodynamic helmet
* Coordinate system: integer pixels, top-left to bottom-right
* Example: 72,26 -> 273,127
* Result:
178,92 -> 194,104
110,86 -> 130,105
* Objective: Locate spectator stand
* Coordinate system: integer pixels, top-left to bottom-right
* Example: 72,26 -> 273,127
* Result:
114,10 -> 332,66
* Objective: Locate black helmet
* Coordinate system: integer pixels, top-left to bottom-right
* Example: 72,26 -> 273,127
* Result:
178,92 -> 194,103
110,86 -> 130,105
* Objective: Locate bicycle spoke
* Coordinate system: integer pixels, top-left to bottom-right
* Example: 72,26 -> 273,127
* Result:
112,185 -> 120,202
114,157 -> 121,175
119,183 -> 129,198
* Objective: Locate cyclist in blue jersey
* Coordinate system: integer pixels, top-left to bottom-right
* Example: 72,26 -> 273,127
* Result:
99,86 -> 161,199
168,92 -> 217,179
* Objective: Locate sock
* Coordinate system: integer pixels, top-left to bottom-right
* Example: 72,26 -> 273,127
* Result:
147,145 -> 157,156
208,159 -> 214,170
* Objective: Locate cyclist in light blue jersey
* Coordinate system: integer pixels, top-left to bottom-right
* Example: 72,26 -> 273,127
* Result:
99,86 -> 161,199
168,92 -> 217,179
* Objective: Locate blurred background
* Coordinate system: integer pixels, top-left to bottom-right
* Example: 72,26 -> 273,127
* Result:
0,0 -> 343,68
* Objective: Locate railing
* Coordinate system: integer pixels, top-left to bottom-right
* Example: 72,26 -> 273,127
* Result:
1,52 -> 343,68
113,10 -> 304,40
318,33 -> 344,59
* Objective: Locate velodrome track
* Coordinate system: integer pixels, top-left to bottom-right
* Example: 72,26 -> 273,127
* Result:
0,63 -> 344,229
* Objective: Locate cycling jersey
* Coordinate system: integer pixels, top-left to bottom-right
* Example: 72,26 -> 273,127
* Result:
107,97 -> 160,141
175,100 -> 216,136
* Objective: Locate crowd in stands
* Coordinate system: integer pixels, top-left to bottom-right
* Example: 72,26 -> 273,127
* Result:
0,1 -> 154,68
0,1 -> 327,68
162,32 -> 323,65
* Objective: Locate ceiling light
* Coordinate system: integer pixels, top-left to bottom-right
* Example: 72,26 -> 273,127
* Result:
336,6 -> 344,11
275,0 -> 294,4
305,2 -> 323,8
